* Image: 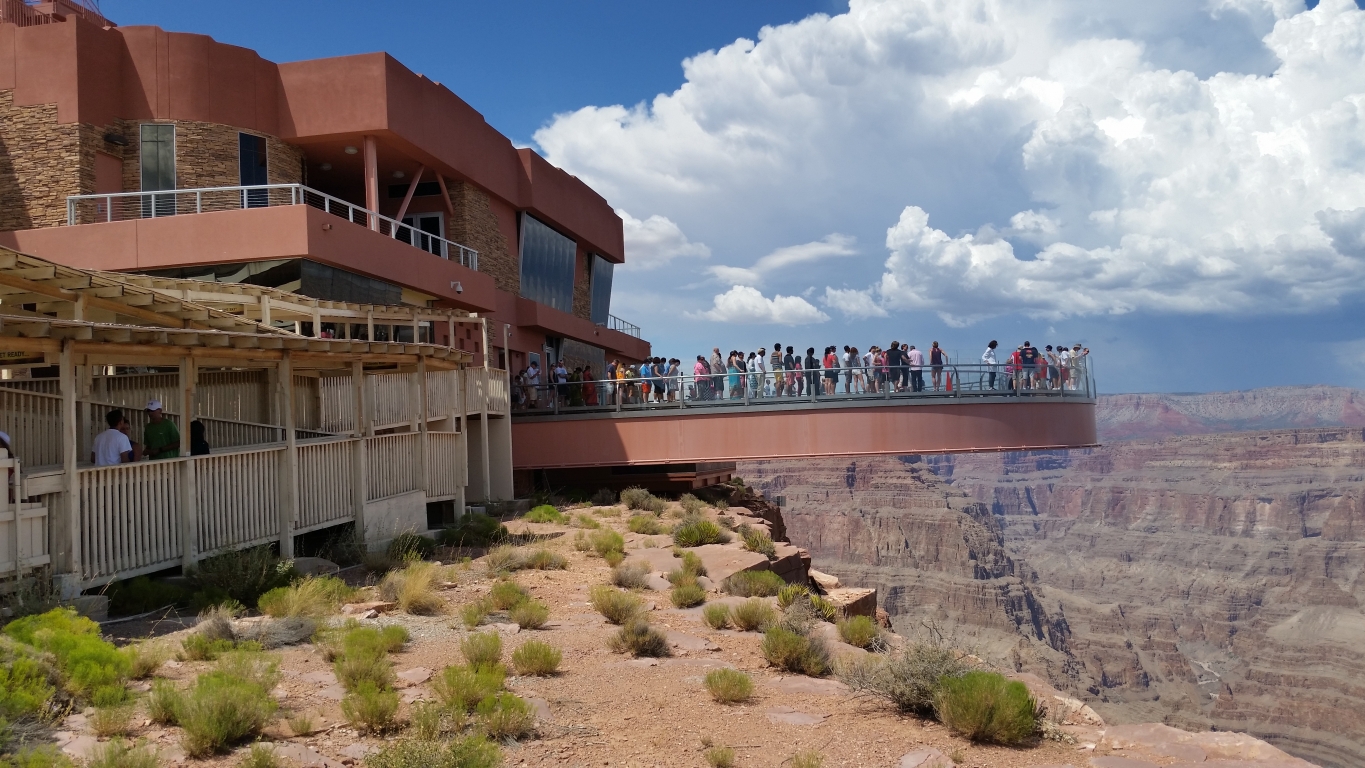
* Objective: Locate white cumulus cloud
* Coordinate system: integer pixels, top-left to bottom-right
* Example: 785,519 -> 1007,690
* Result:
822,286 -> 889,318
707,234 -> 856,286
689,285 -> 830,325
619,209 -> 711,270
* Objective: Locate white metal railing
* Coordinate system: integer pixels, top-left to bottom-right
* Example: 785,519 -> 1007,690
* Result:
606,314 -> 641,338
66,184 -> 479,271
366,432 -> 421,501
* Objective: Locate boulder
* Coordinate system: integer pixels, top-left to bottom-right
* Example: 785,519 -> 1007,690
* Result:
292,557 -> 340,577
768,543 -> 810,585
898,748 -> 954,768
808,569 -> 840,591
342,601 -> 395,615
824,587 -> 877,618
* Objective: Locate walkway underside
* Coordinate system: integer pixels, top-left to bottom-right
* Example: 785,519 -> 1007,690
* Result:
512,398 -> 1097,469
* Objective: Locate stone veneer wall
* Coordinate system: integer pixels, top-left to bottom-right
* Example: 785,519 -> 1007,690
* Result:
445,181 -> 516,293
120,120 -> 304,193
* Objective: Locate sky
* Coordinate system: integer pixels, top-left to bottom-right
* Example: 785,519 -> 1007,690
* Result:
104,0 -> 1365,393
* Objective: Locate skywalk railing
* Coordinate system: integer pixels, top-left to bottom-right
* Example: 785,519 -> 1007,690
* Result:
605,315 -> 641,338
66,183 -> 479,271
512,361 -> 1095,416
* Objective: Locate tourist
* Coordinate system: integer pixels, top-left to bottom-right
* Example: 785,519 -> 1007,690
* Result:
526,360 -> 541,407
606,359 -> 618,405
190,420 -> 210,456
1069,345 -> 1089,390
92,409 -> 134,466
1018,342 -> 1040,392
906,345 -> 925,392
727,354 -> 741,399
584,366 -> 599,406
751,349 -> 766,398
694,355 -> 711,400
666,358 -> 681,402
885,342 -> 904,391
843,346 -> 857,393
784,346 -> 799,396
770,343 -> 785,397
143,400 -> 180,460
929,341 -> 945,391
823,346 -> 838,395
803,347 -> 818,396
1045,345 -> 1060,390
553,360 -> 569,404
860,347 -> 875,393
982,340 -> 999,390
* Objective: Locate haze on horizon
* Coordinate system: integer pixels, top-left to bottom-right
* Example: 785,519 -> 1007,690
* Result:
107,0 -> 1365,394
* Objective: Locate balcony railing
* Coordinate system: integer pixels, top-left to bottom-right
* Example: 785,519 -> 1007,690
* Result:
66,184 -> 479,271
605,314 -> 641,338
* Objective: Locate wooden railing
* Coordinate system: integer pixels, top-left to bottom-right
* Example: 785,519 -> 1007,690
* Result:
78,461 -> 182,583
372,372 -> 417,428
1,387 -> 62,468
297,438 -> 355,532
1,453 -> 50,586
366,433 -> 421,500
426,431 -> 464,499
194,448 -> 282,559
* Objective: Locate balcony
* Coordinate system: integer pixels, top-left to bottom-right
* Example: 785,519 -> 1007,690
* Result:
67,184 -> 479,271
605,314 -> 641,338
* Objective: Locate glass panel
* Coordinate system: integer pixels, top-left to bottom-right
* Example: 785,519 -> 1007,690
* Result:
518,215 -> 576,312
238,133 -> 268,208
590,254 -> 614,325
139,124 -> 175,217
401,213 -> 445,257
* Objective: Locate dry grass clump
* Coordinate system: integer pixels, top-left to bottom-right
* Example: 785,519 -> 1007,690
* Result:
573,513 -> 602,529
488,580 -> 530,611
740,525 -> 777,558
620,487 -> 653,510
608,617 -> 670,658
123,640 -> 170,680
90,703 -> 134,737
482,545 -> 522,575
627,514 -> 665,535
730,598 -> 777,631
836,641 -> 969,716
603,550 -> 625,567
679,493 -> 708,516
588,585 -> 644,624
702,604 -> 732,629
761,626 -> 829,677
460,631 -> 503,670
476,692 -> 535,740
521,549 -> 567,570
790,749 -> 825,768
365,736 -> 502,768
703,668 -> 753,704
327,624 -> 406,692
610,561 -> 652,590
670,580 -> 706,608
704,744 -> 736,768
510,640 -> 562,676
588,529 -> 626,559
672,519 -> 731,548
287,711 -> 317,736
934,671 -> 1039,744
508,599 -> 550,630
837,615 -> 880,648
459,600 -> 489,629
342,680 -> 399,733
433,664 -> 506,712
378,561 -> 448,615
722,569 -> 785,597
408,700 -> 447,740
86,740 -> 158,768
257,575 -> 355,618
239,743 -> 281,768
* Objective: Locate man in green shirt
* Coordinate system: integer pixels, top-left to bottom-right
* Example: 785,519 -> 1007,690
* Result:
142,400 -> 180,460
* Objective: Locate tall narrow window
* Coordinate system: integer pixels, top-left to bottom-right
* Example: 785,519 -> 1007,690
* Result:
400,212 -> 446,257
590,254 -> 614,325
139,124 -> 175,217
518,215 -> 576,312
238,133 -> 268,208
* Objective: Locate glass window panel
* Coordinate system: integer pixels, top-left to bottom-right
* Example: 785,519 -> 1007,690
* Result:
590,254 -> 614,325
140,124 -> 175,217
238,133 -> 268,207
518,214 -> 576,312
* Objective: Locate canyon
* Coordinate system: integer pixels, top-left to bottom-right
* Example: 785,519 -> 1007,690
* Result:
741,386 -> 1365,768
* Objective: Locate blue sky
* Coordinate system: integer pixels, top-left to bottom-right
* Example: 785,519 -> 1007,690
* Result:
105,0 -> 1365,394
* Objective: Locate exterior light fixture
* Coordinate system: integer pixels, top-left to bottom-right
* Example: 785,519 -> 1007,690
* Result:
450,281 -> 463,293
320,163 -> 332,171
393,170 -> 405,179
344,146 -> 358,155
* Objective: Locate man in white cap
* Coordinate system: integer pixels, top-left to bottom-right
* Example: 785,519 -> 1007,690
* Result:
143,399 -> 180,460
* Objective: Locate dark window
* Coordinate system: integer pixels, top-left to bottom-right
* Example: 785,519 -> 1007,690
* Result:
238,133 -> 268,207
400,213 -> 445,257
519,215 -> 576,312
139,124 -> 175,217
388,181 -> 442,198
590,254 -> 614,325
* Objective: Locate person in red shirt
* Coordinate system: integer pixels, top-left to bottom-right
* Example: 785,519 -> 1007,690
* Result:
822,346 -> 838,395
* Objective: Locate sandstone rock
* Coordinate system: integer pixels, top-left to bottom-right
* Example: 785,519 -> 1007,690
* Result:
1089,757 -> 1159,768
293,557 -> 340,576
809,568 -> 840,590
396,667 -> 433,686
489,622 -> 521,635
665,630 -> 718,652
300,670 -> 339,686
526,696 -> 553,722
766,676 -> 850,696
60,736 -> 99,761
270,743 -> 346,768
338,744 -> 377,760
764,706 -> 827,725
824,587 -> 876,618
341,601 -> 395,616
898,747 -> 954,768
645,572 -> 672,591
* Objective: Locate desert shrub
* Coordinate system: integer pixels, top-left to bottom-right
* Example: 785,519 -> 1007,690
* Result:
408,700 -> 445,740
379,561 -> 448,615
510,640 -> 562,676
836,642 -> 969,716
173,653 -> 281,756
672,519 -> 731,548
482,545 -> 522,575
90,703 -> 134,737
258,575 -> 354,618
590,488 -> 617,506
146,679 -> 179,725
523,549 -> 568,571
934,671 -> 1038,744
0,746 -> 73,768
608,617 -> 670,658
741,526 -> 777,558
333,627 -> 397,692
106,576 -> 189,616
572,530 -> 591,551
679,493 -> 708,516
573,513 -> 601,529
475,693 -> 535,740
342,680 -> 399,734
722,570 -> 785,597
703,668 -> 753,704
121,640 -> 169,680
386,532 -> 436,563
588,585 -> 643,624
488,580 -> 529,610
730,598 -> 777,631
364,736 -> 502,768
180,634 -> 254,663
0,637 -> 58,719
523,505 -> 565,524
790,749 -> 824,768
433,665 -> 505,712
610,561 -> 652,590
619,487 -> 652,510
238,743 -> 281,768
627,514 -> 664,535
189,545 -> 296,608
701,604 -> 732,630
670,582 -> 706,608
602,550 -> 625,567
703,745 -> 735,768
761,627 -> 829,676
459,601 -> 489,629
808,595 -> 839,623
437,514 -> 508,548
287,710 -> 316,736
2,608 -> 129,700
588,529 -> 625,558
509,599 -> 550,630
460,631 -> 503,670
679,550 -> 707,577
380,624 -> 410,651
777,584 -> 810,610
85,740 -> 157,768
837,616 -> 879,648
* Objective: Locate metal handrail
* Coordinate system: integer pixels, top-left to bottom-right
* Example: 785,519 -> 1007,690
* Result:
604,314 -> 641,338
510,360 -> 1095,415
66,183 -> 479,271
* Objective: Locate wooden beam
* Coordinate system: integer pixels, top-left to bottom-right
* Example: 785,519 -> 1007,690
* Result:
0,272 -> 201,330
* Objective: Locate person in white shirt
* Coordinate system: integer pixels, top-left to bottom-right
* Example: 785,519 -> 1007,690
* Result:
843,346 -> 858,393
751,349 -> 767,398
91,410 -> 134,466
526,361 -> 541,407
981,340 -> 999,391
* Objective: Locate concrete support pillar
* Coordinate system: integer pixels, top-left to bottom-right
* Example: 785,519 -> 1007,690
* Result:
363,135 -> 379,228
178,356 -> 198,569
277,353 -> 298,558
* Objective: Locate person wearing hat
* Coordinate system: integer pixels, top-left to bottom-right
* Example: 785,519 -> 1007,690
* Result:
143,399 -> 180,460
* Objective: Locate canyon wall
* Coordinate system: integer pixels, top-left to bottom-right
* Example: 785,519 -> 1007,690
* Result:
1097,385 -> 1365,441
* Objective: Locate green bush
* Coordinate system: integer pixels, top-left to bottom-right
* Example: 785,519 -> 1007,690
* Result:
146,679 -> 179,725
703,745 -> 735,768
122,640 -> 169,680
934,671 -> 1038,744
741,526 -> 777,558
379,561 -> 448,615
523,505 -> 566,524
0,746 -> 73,768
837,615 -> 879,648
364,736 -> 502,768
459,601 -> 488,629
407,700 -> 445,740
608,618 -> 670,658
610,561 -> 652,590
619,487 -> 653,510
672,519 -> 731,548
342,680 -> 399,734
508,599 -> 550,630
488,580 -> 529,610
588,529 -> 625,558
836,643 -> 969,716
679,550 -> 707,577
2,608 -> 129,700
730,598 -> 777,631
777,584 -> 810,610
808,595 -> 839,622
703,668 -> 753,704
172,653 -> 281,756
573,513 -> 601,529
85,740 -> 157,768
627,514 -> 664,535
701,604 -> 732,630
333,627 -> 398,692
679,493 -> 708,516
432,665 -> 505,712
257,575 -> 354,618
588,585 -> 643,624
180,634 -> 257,663
722,570 -> 785,597
602,550 -> 625,567
90,702 -> 134,737
386,532 -> 436,563
670,582 -> 706,608
460,632 -> 502,670
238,743 -> 281,768
437,514 -> 508,548
761,627 -> 828,676
510,640 -> 562,676
0,637 -> 58,719
520,549 -> 567,570
189,545 -> 296,609
475,693 -> 535,740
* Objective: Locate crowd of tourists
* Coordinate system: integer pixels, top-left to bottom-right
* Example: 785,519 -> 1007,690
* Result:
510,339 -> 1089,409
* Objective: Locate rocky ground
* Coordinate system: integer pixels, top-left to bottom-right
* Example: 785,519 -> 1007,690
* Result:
46,497 -> 1322,768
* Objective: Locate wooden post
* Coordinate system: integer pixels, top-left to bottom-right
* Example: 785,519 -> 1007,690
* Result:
411,310 -> 419,345
417,355 -> 429,492
277,353 -> 298,558
260,294 -> 272,327
351,360 -> 369,547
266,366 -> 280,428
367,309 -> 375,342
57,339 -> 80,592
312,305 -> 322,337
480,319 -> 490,501
363,135 -> 379,227
178,356 -> 197,569
447,317 -> 455,348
